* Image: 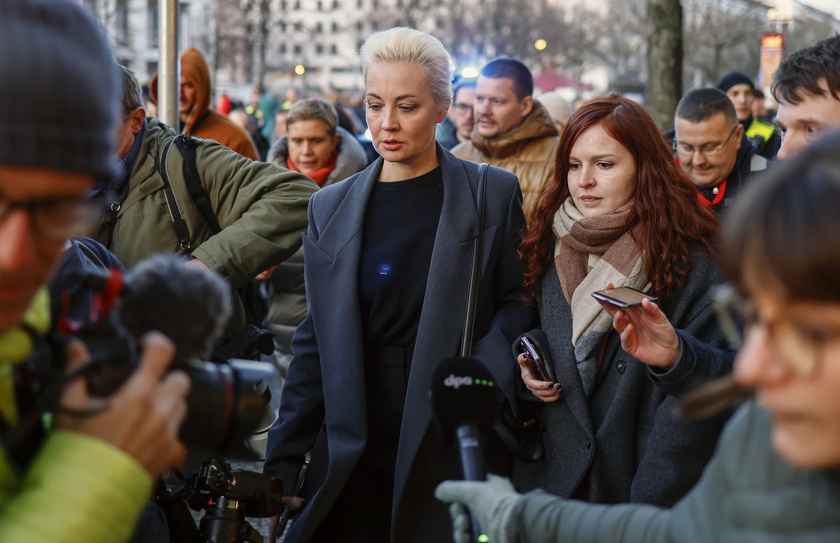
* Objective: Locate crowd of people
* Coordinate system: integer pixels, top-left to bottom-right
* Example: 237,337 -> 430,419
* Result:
1,0 -> 840,542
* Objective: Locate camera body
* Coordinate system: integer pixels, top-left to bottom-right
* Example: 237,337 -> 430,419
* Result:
48,255 -> 279,459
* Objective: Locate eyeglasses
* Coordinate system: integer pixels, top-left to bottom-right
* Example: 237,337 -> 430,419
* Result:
0,196 -> 104,240
673,125 -> 739,156
451,102 -> 473,112
713,283 -> 837,378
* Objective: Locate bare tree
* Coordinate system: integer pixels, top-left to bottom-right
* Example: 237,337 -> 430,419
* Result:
645,0 -> 682,130
784,16 -> 836,57
682,0 -> 767,89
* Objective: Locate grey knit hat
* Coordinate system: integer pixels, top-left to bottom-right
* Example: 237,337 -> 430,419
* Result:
0,0 -> 119,180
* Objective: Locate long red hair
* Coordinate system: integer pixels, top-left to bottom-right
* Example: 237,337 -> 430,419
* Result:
521,94 -> 718,297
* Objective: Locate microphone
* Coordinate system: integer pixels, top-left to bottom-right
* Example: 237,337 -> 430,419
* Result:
431,356 -> 498,543
118,253 -> 233,363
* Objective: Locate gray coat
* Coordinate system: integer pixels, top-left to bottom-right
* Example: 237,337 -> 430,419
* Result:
264,145 -> 536,542
513,253 -> 729,507
510,402 -> 840,542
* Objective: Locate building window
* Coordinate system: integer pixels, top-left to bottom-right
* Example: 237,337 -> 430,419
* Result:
356,0 -> 362,8
280,43 -> 287,54
316,22 -> 323,32
294,22 -> 302,31
316,44 -> 324,54
147,0 -> 159,47
116,0 -> 129,45
331,44 -> 338,55
317,0 -> 323,9
332,22 -> 339,32
294,44 -> 302,55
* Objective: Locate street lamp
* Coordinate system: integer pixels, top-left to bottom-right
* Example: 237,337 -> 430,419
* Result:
534,39 -> 547,51
294,64 -> 306,75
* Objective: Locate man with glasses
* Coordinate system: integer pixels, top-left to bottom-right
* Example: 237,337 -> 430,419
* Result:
0,1 -> 190,541
437,78 -> 476,150
673,88 -> 767,215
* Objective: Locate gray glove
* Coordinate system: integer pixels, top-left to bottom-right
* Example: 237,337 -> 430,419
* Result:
435,474 -> 522,543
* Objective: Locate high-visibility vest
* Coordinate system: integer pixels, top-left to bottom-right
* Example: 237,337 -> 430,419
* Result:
746,117 -> 776,150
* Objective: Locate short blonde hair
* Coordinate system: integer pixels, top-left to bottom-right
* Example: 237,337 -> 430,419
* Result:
359,27 -> 453,110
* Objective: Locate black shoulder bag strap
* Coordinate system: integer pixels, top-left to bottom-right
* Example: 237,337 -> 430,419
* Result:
158,135 -> 272,357
173,135 -> 222,234
462,163 -> 544,463
460,162 -> 487,358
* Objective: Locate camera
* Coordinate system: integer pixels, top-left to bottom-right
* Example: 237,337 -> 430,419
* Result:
46,253 -> 278,458
157,458 -> 283,543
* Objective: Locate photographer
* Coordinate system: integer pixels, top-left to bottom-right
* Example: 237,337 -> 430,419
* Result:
0,1 -> 189,541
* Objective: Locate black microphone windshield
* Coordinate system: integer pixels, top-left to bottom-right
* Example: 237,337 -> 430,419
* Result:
430,357 -> 498,434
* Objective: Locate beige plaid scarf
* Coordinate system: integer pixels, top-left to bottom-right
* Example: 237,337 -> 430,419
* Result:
553,197 -> 649,364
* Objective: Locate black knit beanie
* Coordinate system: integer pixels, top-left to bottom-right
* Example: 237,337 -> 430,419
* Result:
716,72 -> 755,94
0,0 -> 119,180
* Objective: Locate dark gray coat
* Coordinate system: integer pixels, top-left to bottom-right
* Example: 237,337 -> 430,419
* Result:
264,145 -> 536,542
513,253 -> 729,507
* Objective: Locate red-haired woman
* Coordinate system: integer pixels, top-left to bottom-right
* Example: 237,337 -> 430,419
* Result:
512,94 -> 731,507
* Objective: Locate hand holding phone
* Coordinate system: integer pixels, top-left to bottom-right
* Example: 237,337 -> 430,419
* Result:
591,286 -> 658,308
519,336 -> 557,383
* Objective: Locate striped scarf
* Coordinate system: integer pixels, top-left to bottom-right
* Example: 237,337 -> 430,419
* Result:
553,198 -> 649,366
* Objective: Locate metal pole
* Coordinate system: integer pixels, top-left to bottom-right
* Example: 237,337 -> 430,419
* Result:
158,0 -> 180,128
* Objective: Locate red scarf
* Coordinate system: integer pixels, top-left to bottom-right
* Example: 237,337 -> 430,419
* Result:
286,152 -> 337,186
675,156 -> 727,207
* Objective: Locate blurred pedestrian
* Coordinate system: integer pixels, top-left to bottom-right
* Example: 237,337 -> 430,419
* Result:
151,48 -> 259,160
717,71 -> 781,160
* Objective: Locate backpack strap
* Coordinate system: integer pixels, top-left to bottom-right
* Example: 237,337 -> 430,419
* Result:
173,135 -> 221,233
158,137 -> 193,252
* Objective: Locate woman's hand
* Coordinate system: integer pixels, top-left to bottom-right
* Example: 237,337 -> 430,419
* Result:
517,353 -> 561,402
596,283 -> 680,369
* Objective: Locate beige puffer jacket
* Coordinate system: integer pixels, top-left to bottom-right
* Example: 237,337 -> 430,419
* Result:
452,101 -> 559,223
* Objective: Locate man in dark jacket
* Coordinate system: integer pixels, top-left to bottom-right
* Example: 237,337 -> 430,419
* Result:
673,88 -> 767,215
717,71 -> 782,160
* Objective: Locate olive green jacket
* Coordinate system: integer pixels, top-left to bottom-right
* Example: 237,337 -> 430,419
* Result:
95,117 -> 318,331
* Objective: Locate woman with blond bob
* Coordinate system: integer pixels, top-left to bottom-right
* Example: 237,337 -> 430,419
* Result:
264,27 -> 533,543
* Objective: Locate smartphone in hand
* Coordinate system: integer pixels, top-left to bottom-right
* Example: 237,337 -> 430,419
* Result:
519,336 -> 556,382
591,286 -> 658,308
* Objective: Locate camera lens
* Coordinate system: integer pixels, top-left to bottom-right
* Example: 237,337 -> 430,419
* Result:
179,359 -> 277,457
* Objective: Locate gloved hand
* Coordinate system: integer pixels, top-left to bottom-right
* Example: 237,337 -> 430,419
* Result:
435,474 -> 522,543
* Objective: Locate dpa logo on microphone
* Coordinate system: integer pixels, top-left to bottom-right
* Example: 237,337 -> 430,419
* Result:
443,374 -> 495,389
